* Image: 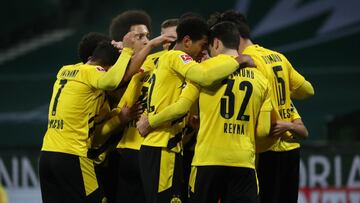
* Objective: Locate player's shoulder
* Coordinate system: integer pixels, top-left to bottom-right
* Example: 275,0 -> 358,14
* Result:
147,50 -> 167,59
248,68 -> 270,88
161,50 -> 193,65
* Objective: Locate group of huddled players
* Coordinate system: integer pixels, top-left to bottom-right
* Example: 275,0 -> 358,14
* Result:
38,9 -> 315,203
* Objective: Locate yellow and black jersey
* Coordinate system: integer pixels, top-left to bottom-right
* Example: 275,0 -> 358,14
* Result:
117,50 -> 167,150
42,63 -> 112,157
192,67 -> 272,169
243,44 -> 305,151
142,50 -> 197,152
141,50 -> 167,72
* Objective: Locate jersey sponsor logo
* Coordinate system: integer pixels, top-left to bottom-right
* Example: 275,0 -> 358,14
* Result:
96,67 -> 106,72
179,54 -> 193,64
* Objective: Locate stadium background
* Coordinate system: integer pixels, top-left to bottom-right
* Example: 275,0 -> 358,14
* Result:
0,0 -> 359,202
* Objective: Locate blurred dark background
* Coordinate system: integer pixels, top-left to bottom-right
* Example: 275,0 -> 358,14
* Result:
1,0 -> 359,149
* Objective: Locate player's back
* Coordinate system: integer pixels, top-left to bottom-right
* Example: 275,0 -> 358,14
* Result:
42,63 -> 106,157
243,45 -> 305,122
193,67 -> 271,169
118,50 -> 166,150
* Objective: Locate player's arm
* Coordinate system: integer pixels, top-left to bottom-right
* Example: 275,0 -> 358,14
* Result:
88,102 -> 142,159
255,86 -> 276,153
256,86 -> 273,138
136,82 -> 200,136
291,80 -> 314,100
175,54 -> 254,87
271,102 -> 309,139
120,34 -> 175,84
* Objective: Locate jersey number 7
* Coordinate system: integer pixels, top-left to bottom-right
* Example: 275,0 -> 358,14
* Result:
51,79 -> 67,116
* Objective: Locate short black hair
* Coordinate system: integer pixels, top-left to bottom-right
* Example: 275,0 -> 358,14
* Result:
92,41 -> 120,67
109,10 -> 151,41
209,21 -> 240,50
161,18 -> 179,29
176,17 -> 209,43
179,12 -> 204,22
78,32 -> 110,63
208,10 -> 251,39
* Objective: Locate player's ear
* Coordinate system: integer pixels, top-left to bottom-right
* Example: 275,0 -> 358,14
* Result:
183,35 -> 192,48
214,38 -> 220,50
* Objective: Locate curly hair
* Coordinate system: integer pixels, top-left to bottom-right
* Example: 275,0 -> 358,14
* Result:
109,10 -> 151,41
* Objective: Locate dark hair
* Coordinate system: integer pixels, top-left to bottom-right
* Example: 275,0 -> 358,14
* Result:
176,17 -> 209,43
109,10 -> 151,41
209,21 -> 240,50
179,12 -> 204,22
161,18 -> 179,28
78,32 -> 110,63
92,41 -> 120,67
208,10 -> 251,39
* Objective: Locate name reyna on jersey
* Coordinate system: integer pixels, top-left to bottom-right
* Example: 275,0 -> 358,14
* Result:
224,122 -> 245,135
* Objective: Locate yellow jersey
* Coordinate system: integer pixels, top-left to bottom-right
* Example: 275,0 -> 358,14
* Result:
192,67 -> 272,168
42,63 -> 112,157
243,44 -> 306,151
117,50 -> 166,150
142,50 -> 197,152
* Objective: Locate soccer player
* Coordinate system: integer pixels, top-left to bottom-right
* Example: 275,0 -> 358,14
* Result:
137,21 -> 273,203
208,10 -> 313,203
112,18 -> 178,203
39,32 -> 137,203
108,11 -> 175,203
161,18 -> 179,50
136,17 -> 254,203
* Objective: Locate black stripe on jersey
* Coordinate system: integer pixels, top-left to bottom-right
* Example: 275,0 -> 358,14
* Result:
167,132 -> 183,150
88,116 -> 95,124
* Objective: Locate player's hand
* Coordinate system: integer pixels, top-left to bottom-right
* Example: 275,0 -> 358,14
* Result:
122,31 -> 139,49
119,102 -> 143,123
189,115 -> 200,130
270,120 -> 292,138
236,54 -> 256,68
136,114 -> 153,137
111,40 -> 123,52
148,34 -> 177,48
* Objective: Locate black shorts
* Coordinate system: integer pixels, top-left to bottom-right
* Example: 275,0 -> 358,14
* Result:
94,150 -> 119,203
115,148 -> 146,203
39,151 -> 101,203
257,148 -> 300,203
139,145 -> 185,203
189,166 -> 258,203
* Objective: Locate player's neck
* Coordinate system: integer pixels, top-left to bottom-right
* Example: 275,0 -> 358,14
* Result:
239,38 -> 253,53
221,49 -> 239,57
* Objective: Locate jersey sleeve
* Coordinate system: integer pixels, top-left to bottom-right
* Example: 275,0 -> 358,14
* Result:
117,72 -> 144,108
260,82 -> 273,112
148,82 -> 200,128
84,48 -> 134,90
283,56 -> 306,91
170,51 -> 199,77
185,54 -> 240,86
